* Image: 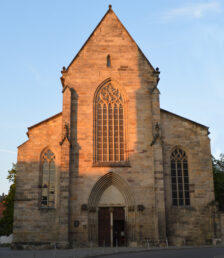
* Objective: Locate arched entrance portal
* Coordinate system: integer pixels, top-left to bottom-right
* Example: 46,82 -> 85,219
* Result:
88,172 -> 136,247
99,185 -> 125,247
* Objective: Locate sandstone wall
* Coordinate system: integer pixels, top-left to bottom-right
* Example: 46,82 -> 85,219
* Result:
161,109 -> 215,245
13,7 -> 216,248
61,9 -> 163,246
13,114 -> 62,246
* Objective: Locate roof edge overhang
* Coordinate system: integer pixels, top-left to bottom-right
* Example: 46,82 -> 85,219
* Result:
28,112 -> 62,130
160,108 -> 209,130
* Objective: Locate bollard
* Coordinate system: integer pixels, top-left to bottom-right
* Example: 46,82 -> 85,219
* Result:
166,238 -> 168,247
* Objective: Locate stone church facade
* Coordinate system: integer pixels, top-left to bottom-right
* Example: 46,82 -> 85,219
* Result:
13,6 -> 215,248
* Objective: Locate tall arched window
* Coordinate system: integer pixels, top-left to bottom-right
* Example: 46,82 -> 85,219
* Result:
94,82 -> 126,164
170,147 -> 190,206
41,149 -> 55,207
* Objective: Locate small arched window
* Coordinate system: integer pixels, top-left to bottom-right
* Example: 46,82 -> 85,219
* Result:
170,147 -> 190,206
94,82 -> 126,164
107,55 -> 111,67
41,149 -> 55,207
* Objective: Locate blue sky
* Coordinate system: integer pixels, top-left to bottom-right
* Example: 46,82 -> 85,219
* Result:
0,0 -> 223,194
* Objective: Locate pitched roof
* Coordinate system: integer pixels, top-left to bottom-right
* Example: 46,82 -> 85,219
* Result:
28,112 -> 62,130
66,6 -> 155,72
17,112 -> 62,148
160,108 -> 209,129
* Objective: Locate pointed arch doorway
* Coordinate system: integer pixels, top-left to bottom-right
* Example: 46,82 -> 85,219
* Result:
88,172 -> 136,247
98,185 -> 125,247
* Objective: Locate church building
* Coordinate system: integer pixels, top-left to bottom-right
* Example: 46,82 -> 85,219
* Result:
13,6 -> 215,248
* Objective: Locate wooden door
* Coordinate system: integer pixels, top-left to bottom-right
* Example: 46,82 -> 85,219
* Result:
113,207 -> 125,246
98,207 -> 110,246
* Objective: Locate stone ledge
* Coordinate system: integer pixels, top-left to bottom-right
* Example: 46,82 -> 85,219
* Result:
92,162 -> 131,167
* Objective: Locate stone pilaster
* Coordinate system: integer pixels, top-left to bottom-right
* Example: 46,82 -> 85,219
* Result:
58,85 -> 72,247
150,78 -> 167,242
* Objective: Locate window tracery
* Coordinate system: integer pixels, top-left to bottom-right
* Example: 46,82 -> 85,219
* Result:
94,83 -> 126,164
41,149 -> 55,207
170,147 -> 190,206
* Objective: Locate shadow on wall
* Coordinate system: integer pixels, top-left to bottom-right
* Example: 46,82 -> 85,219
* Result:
13,48 -> 215,248
68,49 -> 164,247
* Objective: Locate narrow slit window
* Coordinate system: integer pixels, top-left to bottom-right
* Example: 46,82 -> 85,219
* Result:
107,55 -> 111,67
170,147 -> 190,206
41,149 -> 55,207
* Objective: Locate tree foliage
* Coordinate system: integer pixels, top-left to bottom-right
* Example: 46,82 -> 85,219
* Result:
0,163 -> 16,236
213,154 -> 224,211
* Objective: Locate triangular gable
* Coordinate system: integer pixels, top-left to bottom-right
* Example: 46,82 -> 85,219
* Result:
66,6 -> 155,72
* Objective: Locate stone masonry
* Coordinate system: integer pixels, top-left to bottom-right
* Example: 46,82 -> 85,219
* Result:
13,6 -> 215,249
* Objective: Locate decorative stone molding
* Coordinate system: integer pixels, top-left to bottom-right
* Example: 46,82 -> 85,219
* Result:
150,122 -> 162,146
88,172 -> 135,209
60,123 -> 71,146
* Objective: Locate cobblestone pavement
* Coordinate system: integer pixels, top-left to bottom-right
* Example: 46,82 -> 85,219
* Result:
0,246 -> 224,258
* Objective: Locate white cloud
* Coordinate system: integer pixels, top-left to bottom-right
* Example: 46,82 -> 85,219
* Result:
0,149 -> 16,154
164,1 -> 221,20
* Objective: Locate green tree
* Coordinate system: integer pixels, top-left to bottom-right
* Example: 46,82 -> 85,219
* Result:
213,154 -> 224,211
0,163 -> 16,236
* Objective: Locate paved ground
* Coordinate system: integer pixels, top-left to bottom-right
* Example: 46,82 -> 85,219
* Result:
98,247 -> 224,258
0,246 -> 224,258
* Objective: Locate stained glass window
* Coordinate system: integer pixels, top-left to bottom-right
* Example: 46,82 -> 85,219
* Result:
41,149 -> 55,207
170,147 -> 190,206
95,83 -> 125,163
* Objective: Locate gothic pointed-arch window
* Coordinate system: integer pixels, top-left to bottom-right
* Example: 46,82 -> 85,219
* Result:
170,147 -> 190,206
94,82 -> 126,165
41,149 -> 55,207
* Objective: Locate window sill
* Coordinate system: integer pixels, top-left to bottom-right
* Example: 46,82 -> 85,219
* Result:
171,205 -> 192,209
40,207 -> 56,211
93,162 -> 131,167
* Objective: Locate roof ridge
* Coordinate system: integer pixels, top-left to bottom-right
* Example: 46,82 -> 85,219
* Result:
160,108 -> 209,129
28,112 -> 62,130
65,6 -> 155,72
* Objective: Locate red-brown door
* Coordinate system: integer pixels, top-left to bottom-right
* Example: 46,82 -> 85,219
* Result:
113,207 -> 125,246
98,207 -> 110,246
98,207 -> 125,247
